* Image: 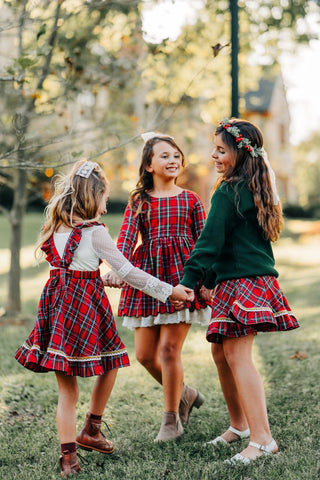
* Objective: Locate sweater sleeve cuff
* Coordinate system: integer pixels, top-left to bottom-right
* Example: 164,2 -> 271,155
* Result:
180,275 -> 196,290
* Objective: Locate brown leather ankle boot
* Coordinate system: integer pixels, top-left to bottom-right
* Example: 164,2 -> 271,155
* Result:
179,384 -> 205,425
59,450 -> 81,477
76,412 -> 114,454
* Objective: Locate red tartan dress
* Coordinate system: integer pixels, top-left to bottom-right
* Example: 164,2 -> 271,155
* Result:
15,223 -> 129,377
117,190 -> 211,328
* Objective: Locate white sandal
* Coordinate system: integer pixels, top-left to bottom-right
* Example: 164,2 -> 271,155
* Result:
226,438 -> 278,465
204,425 -> 250,447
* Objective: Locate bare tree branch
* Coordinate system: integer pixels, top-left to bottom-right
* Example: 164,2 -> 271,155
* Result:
0,138 -> 65,162
0,48 -> 227,169
31,0 -> 63,107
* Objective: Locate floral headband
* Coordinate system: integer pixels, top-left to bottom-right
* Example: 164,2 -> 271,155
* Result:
218,118 -> 279,205
219,119 -> 264,158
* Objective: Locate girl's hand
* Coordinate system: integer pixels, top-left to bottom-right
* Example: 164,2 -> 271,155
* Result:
169,284 -> 194,304
199,285 -> 214,303
102,271 -> 126,288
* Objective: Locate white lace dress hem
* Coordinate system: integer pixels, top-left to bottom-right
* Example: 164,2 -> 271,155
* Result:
122,306 -> 211,330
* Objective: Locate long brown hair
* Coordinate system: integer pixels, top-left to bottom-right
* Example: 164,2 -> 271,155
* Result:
214,118 -> 283,241
129,136 -> 185,214
35,160 -> 109,260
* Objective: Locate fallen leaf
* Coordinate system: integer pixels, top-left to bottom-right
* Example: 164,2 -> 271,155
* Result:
211,42 -> 231,57
290,351 -> 307,360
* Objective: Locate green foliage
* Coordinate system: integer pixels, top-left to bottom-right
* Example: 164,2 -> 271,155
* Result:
283,203 -> 320,219
1,0 -> 318,174
15,54 -> 39,70
0,0 -> 145,174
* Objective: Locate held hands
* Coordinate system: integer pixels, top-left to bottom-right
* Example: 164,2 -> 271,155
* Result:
169,284 -> 195,310
199,285 -> 214,303
102,271 -> 126,288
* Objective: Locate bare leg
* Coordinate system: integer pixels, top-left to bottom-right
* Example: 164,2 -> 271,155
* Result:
135,323 -> 191,412
223,335 -> 273,459
211,342 -> 248,442
55,372 -> 79,443
135,326 -> 162,384
89,369 -> 118,415
159,323 -> 191,413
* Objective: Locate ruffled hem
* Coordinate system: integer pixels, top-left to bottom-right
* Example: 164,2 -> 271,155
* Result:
206,312 -> 298,344
206,276 -> 299,343
15,344 -> 130,377
122,306 -> 211,330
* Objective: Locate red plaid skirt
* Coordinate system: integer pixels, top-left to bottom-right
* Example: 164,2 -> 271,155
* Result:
15,269 -> 130,377
206,276 -> 299,344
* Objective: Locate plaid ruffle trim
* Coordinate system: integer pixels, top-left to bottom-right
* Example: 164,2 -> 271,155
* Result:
206,276 -> 299,344
15,342 -> 129,377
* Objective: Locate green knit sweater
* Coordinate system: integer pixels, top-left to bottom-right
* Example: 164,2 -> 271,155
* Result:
181,181 -> 278,289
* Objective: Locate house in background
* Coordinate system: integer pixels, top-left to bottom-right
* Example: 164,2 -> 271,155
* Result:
243,76 -> 297,204
179,75 -> 298,211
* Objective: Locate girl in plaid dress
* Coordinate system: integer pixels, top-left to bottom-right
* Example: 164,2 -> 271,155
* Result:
181,118 -> 299,465
15,160 -> 192,477
105,133 -> 211,442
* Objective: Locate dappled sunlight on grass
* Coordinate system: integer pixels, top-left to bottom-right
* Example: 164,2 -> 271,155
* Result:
1,217 -> 320,479
293,304 -> 320,319
0,246 -> 40,276
181,326 -> 216,387
21,268 -> 49,303
104,286 -> 122,312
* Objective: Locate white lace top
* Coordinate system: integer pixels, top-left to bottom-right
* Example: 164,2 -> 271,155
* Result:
52,225 -> 173,303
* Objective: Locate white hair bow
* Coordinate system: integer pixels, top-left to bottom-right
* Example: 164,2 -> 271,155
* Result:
141,131 -> 174,142
76,161 -> 98,178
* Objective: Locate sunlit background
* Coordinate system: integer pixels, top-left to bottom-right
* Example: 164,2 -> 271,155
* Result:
142,0 -> 320,145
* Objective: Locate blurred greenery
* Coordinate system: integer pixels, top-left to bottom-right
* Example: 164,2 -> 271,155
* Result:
0,212 -> 123,250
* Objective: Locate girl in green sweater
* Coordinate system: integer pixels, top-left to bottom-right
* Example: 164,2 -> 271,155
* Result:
180,118 -> 299,465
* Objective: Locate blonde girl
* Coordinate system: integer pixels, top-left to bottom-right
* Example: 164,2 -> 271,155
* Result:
15,160 -> 191,477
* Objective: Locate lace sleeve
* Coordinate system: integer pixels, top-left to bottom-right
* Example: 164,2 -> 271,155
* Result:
92,226 -> 172,302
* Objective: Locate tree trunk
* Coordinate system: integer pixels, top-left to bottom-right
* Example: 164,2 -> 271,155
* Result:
6,167 -> 28,315
4,0 -> 62,317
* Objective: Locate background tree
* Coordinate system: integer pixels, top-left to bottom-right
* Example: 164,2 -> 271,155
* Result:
0,0 -> 143,317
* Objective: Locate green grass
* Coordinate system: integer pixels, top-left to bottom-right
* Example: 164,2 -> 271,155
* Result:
0,214 -> 320,479
0,212 -> 122,250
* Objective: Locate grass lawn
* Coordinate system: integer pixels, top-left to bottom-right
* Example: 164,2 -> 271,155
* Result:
0,213 -> 320,479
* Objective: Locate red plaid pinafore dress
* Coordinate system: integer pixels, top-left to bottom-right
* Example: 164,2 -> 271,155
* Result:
15,223 -> 130,377
117,191 -> 210,319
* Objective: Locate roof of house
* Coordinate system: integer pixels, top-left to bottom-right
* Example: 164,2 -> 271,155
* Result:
244,78 -> 276,113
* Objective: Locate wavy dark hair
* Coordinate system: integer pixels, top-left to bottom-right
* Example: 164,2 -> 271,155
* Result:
214,118 -> 283,241
129,136 -> 185,214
